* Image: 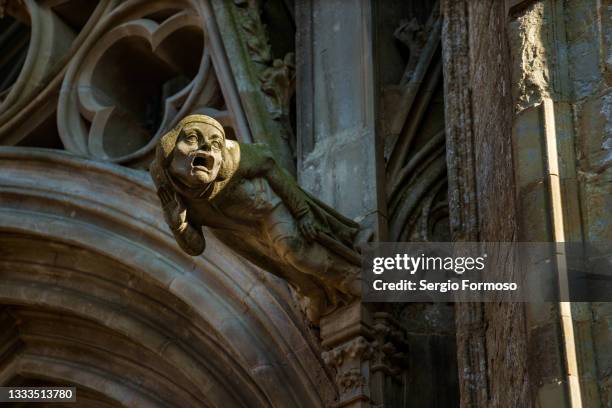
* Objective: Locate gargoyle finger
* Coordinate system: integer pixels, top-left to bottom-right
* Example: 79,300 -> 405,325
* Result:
160,193 -> 170,205
299,223 -> 311,241
306,223 -> 318,241
298,223 -> 307,239
158,188 -> 171,204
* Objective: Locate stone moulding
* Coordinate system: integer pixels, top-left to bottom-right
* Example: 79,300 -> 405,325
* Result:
440,1 -> 488,407
0,0 -> 83,145
382,4 -> 449,242
0,146 -> 334,407
0,0 -> 73,116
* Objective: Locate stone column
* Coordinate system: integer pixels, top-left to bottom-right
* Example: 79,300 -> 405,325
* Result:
295,0 -> 386,234
320,303 -> 374,407
296,0 -> 386,406
443,0 -> 610,406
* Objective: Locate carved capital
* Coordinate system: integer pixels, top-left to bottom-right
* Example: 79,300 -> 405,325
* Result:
371,313 -> 409,379
323,336 -> 374,403
319,303 -> 375,406
322,336 -> 374,368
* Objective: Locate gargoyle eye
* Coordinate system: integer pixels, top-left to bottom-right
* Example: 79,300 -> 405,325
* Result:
185,133 -> 198,144
211,140 -> 222,150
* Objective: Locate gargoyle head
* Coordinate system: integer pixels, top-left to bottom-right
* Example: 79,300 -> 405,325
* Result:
152,115 -> 233,191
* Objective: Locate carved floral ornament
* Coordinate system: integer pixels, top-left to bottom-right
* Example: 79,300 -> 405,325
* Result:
0,0 -> 250,167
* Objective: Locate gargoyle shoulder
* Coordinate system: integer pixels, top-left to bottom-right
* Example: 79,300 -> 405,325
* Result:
233,142 -> 277,176
223,139 -> 240,160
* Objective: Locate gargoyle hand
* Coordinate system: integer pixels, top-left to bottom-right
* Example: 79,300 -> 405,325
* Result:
298,210 -> 319,242
158,186 -> 187,232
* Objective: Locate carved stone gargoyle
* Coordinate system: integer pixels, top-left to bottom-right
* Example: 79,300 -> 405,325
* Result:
150,115 -> 363,322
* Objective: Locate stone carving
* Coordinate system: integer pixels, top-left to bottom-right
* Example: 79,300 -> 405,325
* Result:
320,312 -> 410,405
394,17 -> 426,81
234,0 -> 272,64
150,114 -> 363,322
260,52 -> 296,120
371,312 -> 409,379
260,53 -> 296,156
232,0 -> 296,157
322,336 -> 373,397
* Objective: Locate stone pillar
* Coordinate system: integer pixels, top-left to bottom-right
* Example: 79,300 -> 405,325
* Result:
295,0 -> 386,234
443,0 -> 611,406
442,0 -> 530,406
320,303 -> 374,407
295,0 -> 386,405
441,3 -> 489,405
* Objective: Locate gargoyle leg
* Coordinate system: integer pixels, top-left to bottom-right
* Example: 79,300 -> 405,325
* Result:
266,206 -> 360,297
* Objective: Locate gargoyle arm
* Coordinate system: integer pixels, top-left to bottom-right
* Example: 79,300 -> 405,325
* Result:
243,144 -> 310,219
156,185 -> 206,256
171,220 -> 206,256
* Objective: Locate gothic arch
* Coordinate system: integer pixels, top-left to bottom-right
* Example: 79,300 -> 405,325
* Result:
0,147 -> 334,407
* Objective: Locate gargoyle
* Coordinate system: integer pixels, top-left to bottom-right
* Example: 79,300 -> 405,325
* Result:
150,115 -> 363,322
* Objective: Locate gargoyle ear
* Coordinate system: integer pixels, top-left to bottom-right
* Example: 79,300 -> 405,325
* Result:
149,156 -> 165,190
158,126 -> 181,165
215,143 -> 232,181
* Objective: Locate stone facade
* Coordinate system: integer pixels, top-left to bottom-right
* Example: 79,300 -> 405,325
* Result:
0,0 -> 610,407
443,0 -> 612,407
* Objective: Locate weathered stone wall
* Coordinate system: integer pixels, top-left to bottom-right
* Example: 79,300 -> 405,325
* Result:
509,0 -> 611,405
466,1 -> 532,406
565,0 -> 612,404
445,0 -> 612,406
443,1 -> 531,406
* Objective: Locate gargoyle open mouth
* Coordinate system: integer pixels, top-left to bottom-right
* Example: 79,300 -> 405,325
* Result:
192,154 -> 214,171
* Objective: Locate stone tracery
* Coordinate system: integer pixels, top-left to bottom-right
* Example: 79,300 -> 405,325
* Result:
58,2 -> 236,167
